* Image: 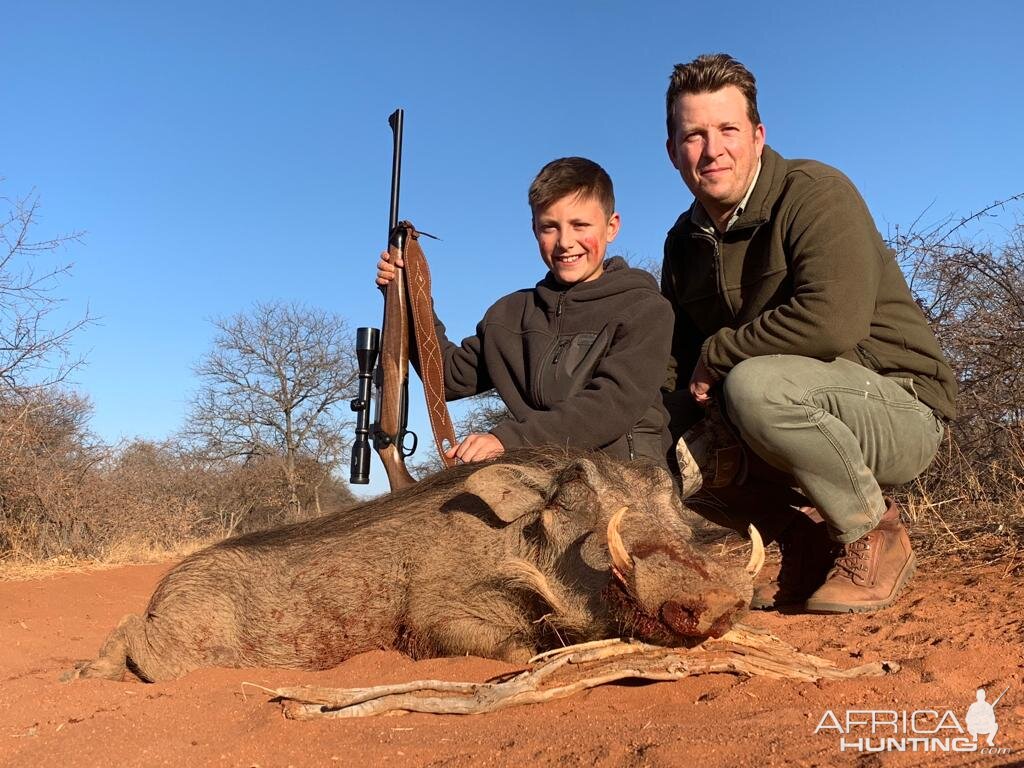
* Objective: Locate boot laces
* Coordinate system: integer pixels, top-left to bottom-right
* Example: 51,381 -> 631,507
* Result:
831,538 -> 872,579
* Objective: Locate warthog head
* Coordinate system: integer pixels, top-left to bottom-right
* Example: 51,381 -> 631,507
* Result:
465,451 -> 763,646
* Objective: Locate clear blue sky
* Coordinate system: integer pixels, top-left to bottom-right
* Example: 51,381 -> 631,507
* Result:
2,1 -> 1021,497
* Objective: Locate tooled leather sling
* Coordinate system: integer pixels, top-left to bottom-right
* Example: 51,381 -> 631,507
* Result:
398,221 -> 458,468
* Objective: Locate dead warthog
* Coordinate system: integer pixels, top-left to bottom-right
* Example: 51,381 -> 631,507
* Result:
65,449 -> 763,682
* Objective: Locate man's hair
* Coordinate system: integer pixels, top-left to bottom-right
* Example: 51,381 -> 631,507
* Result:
528,157 -> 615,218
665,53 -> 761,138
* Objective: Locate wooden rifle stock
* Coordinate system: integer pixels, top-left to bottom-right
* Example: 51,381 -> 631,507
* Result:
374,229 -> 417,491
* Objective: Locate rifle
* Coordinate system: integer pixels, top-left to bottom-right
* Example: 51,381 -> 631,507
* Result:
349,109 -> 457,491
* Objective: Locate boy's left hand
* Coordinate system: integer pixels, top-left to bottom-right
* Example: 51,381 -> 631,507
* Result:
445,433 -> 505,464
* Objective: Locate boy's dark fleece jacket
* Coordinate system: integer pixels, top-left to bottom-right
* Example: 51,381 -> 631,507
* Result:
428,257 -> 673,465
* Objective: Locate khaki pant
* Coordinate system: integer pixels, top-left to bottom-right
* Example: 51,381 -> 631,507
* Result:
675,356 -> 945,543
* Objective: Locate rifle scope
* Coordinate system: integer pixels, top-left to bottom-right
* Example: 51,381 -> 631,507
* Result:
349,326 -> 381,484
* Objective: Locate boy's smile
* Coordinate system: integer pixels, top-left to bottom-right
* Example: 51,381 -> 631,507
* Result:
533,193 -> 621,286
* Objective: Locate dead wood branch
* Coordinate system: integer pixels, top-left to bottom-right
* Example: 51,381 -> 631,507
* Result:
259,625 -> 898,719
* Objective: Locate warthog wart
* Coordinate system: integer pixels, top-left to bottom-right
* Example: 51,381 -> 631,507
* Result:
65,449 -> 763,682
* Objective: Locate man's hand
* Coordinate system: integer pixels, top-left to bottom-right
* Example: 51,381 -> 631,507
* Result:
445,433 -> 505,464
689,358 -> 716,405
375,250 -> 404,287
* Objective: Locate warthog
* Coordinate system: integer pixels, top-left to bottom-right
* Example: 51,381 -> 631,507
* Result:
65,449 -> 763,682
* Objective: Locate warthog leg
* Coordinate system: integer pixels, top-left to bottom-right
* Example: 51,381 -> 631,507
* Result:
62,614 -> 146,682
62,613 -> 194,683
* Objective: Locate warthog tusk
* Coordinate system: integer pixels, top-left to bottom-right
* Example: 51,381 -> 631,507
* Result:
607,506 -> 634,574
746,524 -> 765,577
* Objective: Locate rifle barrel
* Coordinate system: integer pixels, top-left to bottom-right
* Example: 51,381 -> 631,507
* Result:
388,109 -> 404,238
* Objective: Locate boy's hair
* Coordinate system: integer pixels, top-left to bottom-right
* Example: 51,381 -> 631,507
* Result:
528,157 -> 615,219
665,53 -> 761,139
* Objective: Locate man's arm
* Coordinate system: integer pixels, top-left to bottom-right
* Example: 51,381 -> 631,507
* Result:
702,175 -> 884,378
660,242 -> 707,393
490,291 -> 673,451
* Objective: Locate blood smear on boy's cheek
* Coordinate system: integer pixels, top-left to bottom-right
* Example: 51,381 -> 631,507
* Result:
581,236 -> 599,254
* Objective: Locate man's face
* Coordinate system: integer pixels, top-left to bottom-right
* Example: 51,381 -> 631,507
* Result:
533,193 -> 620,286
666,86 -> 765,224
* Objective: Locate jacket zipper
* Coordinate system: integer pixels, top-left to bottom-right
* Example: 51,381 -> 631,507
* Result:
692,229 -> 735,320
535,291 -> 569,404
551,339 -> 570,365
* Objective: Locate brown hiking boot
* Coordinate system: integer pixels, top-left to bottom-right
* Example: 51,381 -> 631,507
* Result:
750,507 -> 842,610
804,499 -> 916,614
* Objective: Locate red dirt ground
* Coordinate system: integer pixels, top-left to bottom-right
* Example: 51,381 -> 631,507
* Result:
2,559 -> 1022,767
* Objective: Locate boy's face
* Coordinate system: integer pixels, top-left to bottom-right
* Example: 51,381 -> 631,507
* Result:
532,193 -> 620,286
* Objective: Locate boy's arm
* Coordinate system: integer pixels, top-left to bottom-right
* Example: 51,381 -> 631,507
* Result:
379,248 -> 492,400
410,304 -> 493,399
489,291 -> 673,451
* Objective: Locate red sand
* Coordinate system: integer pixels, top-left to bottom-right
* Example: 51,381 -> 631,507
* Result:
2,560 -> 1022,767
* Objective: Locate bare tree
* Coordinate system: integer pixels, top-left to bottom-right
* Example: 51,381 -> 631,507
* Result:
0,186 -> 88,395
184,301 -> 358,519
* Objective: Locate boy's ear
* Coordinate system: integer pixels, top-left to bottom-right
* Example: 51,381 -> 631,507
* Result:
606,211 -> 621,243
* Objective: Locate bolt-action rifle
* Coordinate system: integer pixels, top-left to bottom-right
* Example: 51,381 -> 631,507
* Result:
350,110 -> 456,491
350,109 -> 417,491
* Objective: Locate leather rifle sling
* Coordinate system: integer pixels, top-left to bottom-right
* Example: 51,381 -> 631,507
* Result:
399,221 -> 458,467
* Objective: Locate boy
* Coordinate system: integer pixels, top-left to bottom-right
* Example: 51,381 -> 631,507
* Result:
376,157 -> 673,466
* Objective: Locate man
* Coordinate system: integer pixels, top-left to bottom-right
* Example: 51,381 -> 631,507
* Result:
660,53 -> 957,614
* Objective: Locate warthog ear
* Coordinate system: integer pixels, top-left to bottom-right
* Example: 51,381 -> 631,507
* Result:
465,464 -> 553,522
557,458 -> 606,495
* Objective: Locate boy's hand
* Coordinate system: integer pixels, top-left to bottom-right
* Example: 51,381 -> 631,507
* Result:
689,359 -> 715,406
375,250 -> 405,287
445,433 -> 505,464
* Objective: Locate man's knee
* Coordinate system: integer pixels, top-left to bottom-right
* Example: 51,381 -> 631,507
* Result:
722,356 -> 805,438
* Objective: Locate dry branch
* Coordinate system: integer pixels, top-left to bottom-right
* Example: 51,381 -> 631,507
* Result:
259,625 -> 898,719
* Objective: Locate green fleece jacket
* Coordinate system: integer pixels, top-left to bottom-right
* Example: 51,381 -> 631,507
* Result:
661,145 -> 957,420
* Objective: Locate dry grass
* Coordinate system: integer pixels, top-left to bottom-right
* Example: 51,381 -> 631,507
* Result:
0,538 -> 212,582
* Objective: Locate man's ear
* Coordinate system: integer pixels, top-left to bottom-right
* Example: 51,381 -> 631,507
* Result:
465,464 -> 552,522
666,136 -> 679,170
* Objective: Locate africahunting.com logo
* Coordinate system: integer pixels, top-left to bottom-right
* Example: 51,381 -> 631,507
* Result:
814,686 -> 1012,755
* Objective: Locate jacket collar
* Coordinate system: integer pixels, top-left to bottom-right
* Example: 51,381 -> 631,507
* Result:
674,145 -> 785,237
729,144 -> 784,231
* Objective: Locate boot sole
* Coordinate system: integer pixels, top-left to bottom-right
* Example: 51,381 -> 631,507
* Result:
750,594 -> 806,611
803,552 -> 916,614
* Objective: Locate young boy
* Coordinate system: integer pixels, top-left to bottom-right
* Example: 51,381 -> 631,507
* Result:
375,156 -> 673,466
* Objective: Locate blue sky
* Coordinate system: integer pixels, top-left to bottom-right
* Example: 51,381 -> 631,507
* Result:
2,1 -> 1022,497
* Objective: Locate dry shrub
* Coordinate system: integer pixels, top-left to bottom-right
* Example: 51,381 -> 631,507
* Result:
893,199 -> 1024,572
0,400 -> 356,563
0,389 -> 105,558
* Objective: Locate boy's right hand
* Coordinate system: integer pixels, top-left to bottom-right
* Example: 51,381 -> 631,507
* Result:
445,433 -> 505,464
375,250 -> 404,287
